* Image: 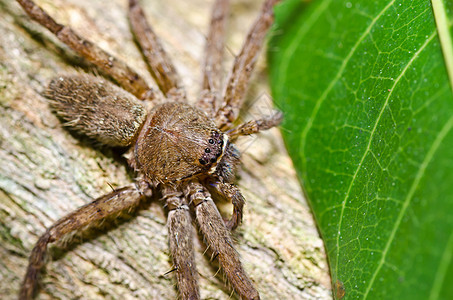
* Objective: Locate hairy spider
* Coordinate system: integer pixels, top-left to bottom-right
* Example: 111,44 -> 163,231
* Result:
17,0 -> 282,299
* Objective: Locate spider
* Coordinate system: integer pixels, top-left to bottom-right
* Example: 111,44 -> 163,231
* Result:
16,0 -> 282,299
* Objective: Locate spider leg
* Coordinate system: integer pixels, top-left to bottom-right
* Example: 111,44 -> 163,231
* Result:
16,0 -> 154,100
128,0 -> 185,99
227,110 -> 283,141
185,181 -> 259,300
207,181 -> 245,231
19,182 -> 151,300
215,0 -> 280,130
162,185 -> 199,300
45,74 -> 148,147
197,0 -> 230,116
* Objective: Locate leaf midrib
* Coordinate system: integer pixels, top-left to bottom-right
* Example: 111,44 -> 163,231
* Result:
431,0 -> 453,93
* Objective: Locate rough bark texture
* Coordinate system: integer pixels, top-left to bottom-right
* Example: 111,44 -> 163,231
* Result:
0,0 -> 331,299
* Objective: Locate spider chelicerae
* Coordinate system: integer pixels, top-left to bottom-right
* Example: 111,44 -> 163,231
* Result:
16,0 -> 282,299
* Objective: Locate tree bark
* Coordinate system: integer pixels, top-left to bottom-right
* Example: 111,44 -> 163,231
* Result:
0,0 -> 331,299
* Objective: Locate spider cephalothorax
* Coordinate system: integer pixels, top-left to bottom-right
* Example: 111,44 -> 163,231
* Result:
133,102 -> 230,183
17,0 -> 282,299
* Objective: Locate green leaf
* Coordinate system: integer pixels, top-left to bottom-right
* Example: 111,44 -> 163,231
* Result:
269,0 -> 453,299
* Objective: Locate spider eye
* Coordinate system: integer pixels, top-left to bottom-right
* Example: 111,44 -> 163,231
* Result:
199,131 -> 227,168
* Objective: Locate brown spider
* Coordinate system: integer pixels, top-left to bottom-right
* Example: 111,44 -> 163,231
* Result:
16,0 -> 282,299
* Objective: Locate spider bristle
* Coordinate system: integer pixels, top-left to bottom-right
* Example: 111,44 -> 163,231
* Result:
210,252 -> 219,262
106,181 -> 116,192
201,245 -> 211,256
228,288 -> 235,299
163,266 -> 178,276
213,265 -> 222,278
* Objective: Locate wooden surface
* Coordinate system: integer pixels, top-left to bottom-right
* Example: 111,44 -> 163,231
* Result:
0,0 -> 331,299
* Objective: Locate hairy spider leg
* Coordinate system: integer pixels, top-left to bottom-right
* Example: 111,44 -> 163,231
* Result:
197,0 -> 230,117
163,185 -> 200,300
45,74 -> 148,147
185,181 -> 260,300
128,0 -> 185,98
16,0 -> 154,100
215,0 -> 280,130
19,184 -> 150,300
227,110 -> 283,141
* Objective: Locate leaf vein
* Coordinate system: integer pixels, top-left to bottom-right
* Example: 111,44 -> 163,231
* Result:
363,81 -> 452,299
428,230 -> 453,300
336,30 -> 437,292
299,1 -> 397,169
274,0 -> 333,99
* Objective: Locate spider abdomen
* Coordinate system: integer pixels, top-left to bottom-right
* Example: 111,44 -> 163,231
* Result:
45,74 -> 147,146
134,102 -> 226,183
